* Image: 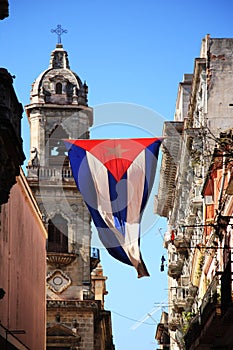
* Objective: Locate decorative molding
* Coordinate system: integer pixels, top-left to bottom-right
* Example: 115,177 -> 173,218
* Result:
46,269 -> 71,293
46,299 -> 99,309
47,252 -> 76,266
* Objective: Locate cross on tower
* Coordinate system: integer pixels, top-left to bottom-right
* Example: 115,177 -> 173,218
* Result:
51,24 -> 67,44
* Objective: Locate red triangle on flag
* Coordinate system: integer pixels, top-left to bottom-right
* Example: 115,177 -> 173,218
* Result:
65,138 -> 159,181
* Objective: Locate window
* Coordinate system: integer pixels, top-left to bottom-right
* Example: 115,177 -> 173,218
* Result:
55,82 -> 62,94
48,214 -> 68,253
48,125 -> 69,165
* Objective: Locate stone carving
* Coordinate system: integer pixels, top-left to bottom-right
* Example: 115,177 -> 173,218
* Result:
31,147 -> 40,168
46,269 -> 71,293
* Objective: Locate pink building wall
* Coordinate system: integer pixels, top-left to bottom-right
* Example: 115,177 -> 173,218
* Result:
0,169 -> 47,349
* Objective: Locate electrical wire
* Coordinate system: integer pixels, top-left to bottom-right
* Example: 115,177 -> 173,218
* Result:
111,310 -> 155,325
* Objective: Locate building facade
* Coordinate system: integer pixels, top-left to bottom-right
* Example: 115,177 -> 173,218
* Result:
0,170 -> 47,349
155,36 -> 233,349
0,68 -> 25,205
0,0 -> 8,20
0,62 -> 47,349
26,42 -> 114,350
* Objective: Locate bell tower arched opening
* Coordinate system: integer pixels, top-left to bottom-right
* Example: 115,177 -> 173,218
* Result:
48,124 -> 69,166
48,214 -> 68,253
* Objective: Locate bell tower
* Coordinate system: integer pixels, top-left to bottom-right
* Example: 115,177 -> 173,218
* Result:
26,30 -> 114,349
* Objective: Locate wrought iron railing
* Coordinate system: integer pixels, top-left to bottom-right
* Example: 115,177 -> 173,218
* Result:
200,275 -> 219,324
184,314 -> 201,349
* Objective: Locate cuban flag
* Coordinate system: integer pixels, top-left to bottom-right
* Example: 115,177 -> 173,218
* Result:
64,138 -> 162,278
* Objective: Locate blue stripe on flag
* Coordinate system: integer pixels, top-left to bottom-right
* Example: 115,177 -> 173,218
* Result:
140,140 -> 161,218
86,206 -> 132,266
67,144 -> 99,211
107,246 -> 132,266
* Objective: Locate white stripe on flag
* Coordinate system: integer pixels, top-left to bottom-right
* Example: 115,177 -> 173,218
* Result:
86,151 -> 114,222
123,151 -> 146,270
124,222 -> 141,265
126,150 -> 145,224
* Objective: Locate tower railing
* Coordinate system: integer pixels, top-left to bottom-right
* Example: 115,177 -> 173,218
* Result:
38,166 -> 73,179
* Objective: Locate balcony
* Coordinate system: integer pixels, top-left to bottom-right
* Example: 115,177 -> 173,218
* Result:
168,315 -> 180,331
173,233 -> 190,252
27,166 -> 75,182
184,314 -> 201,349
47,252 -> 77,267
200,275 -> 220,323
154,121 -> 184,218
168,255 -> 184,279
172,287 -> 193,313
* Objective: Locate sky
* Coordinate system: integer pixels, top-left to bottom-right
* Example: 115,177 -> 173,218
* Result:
1,1 -> 233,349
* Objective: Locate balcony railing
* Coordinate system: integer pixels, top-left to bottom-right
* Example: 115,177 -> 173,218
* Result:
184,314 -> 201,349
27,165 -> 75,181
172,287 -> 194,313
174,233 -> 190,252
184,263 -> 233,350
200,275 -> 220,324
39,166 -> 73,179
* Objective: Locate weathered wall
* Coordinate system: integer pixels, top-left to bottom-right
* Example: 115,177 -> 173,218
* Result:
0,169 -> 47,349
46,300 -> 114,350
47,302 -> 96,350
207,38 -> 233,133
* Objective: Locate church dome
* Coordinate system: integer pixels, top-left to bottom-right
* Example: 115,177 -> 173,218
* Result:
30,44 -> 88,106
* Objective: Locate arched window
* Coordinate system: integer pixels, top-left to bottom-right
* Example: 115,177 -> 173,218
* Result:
48,214 -> 68,253
56,82 -> 62,94
48,125 -> 69,165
